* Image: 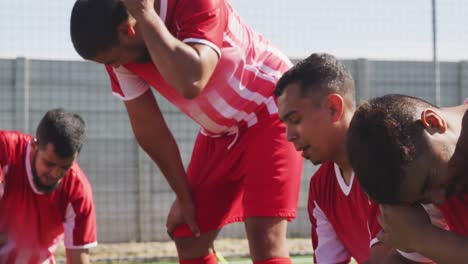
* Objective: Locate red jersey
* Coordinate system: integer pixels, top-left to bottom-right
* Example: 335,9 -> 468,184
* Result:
438,194 -> 468,237
0,131 -> 97,264
308,162 -> 380,264
106,0 -> 292,135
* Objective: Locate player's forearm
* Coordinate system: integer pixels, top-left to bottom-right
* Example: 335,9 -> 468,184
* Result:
134,122 -> 191,201
136,11 -> 212,99
412,225 -> 468,264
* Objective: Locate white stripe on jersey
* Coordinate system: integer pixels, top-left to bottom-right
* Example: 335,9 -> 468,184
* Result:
226,75 -> 268,105
264,96 -> 278,115
223,34 -> 289,79
64,203 -> 77,248
160,0 -> 168,23
207,91 -> 258,125
186,103 -> 230,133
313,201 -> 351,264
183,38 -> 222,57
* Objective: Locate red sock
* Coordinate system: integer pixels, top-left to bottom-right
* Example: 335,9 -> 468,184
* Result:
179,253 -> 218,264
254,257 -> 292,264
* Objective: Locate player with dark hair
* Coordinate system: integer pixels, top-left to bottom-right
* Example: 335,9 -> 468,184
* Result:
70,0 -> 302,263
347,94 -> 468,264
275,53 -> 380,264
0,108 -> 97,263
276,54 -> 440,264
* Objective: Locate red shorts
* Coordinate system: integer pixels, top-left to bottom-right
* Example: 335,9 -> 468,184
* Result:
174,112 -> 303,237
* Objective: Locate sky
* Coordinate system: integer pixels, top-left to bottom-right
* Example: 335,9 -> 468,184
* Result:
0,0 -> 466,61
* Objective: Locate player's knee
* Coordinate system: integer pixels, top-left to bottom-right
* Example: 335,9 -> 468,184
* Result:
174,230 -> 219,260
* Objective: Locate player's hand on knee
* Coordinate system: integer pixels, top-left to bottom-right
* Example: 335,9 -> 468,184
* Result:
166,198 -> 200,239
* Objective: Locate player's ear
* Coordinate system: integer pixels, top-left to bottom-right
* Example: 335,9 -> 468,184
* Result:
117,21 -> 136,39
326,94 -> 344,122
31,138 -> 38,151
421,109 -> 447,133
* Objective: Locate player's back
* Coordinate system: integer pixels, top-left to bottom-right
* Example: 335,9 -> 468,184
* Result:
108,0 -> 292,135
308,161 -> 378,264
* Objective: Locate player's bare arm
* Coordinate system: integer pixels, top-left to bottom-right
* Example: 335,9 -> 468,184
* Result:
66,248 -> 90,264
379,250 -> 433,264
124,89 -> 199,236
378,204 -> 468,264
123,0 -> 219,99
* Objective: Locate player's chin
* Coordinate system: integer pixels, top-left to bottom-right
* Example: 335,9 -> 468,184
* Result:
309,158 -> 322,166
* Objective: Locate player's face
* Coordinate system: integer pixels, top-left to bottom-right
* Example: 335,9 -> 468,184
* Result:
278,83 -> 337,165
398,139 -> 460,205
93,41 -> 151,68
31,142 -> 77,193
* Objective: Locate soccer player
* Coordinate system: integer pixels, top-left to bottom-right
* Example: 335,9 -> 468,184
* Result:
274,53 -> 379,264
347,94 -> 468,264
275,54 -> 438,264
0,109 -> 97,263
70,0 -> 302,263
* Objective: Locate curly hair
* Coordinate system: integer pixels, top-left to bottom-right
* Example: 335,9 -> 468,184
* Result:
346,94 -> 436,204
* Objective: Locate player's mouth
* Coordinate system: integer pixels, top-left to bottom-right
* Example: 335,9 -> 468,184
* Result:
296,145 -> 310,159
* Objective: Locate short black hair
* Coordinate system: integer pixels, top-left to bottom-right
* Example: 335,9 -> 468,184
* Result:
347,94 -> 436,204
274,53 -> 355,107
36,108 -> 86,158
70,0 -> 128,59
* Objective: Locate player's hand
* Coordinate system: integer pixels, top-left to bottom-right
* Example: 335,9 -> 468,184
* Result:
0,233 -> 7,248
123,0 -> 157,21
166,197 -> 200,239
377,204 -> 431,252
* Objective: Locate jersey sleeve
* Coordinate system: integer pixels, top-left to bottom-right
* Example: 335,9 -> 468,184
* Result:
63,167 -> 97,249
174,0 -> 228,57
308,178 -> 351,264
368,200 -> 382,247
105,65 -> 150,101
0,132 -> 14,200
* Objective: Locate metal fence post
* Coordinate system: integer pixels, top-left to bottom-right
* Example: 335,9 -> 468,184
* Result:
459,61 -> 468,103
14,57 -> 30,132
355,58 -> 371,104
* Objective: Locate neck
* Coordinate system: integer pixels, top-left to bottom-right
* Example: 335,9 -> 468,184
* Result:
335,151 -> 353,184
334,110 -> 354,184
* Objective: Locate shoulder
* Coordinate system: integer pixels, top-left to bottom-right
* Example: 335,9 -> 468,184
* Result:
0,130 -> 31,145
308,162 -> 337,204
310,162 -> 336,191
62,163 -> 94,201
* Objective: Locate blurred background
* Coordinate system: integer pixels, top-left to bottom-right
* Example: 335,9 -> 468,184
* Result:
0,0 -> 467,260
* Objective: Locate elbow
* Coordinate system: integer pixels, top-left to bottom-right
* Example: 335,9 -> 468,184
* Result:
180,82 -> 205,99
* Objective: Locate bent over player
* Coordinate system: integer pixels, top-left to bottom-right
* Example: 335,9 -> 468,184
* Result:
70,0 -> 302,263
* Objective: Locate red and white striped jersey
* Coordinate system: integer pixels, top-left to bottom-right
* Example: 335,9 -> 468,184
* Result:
0,131 -> 97,264
308,162 -> 380,264
106,0 -> 292,135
